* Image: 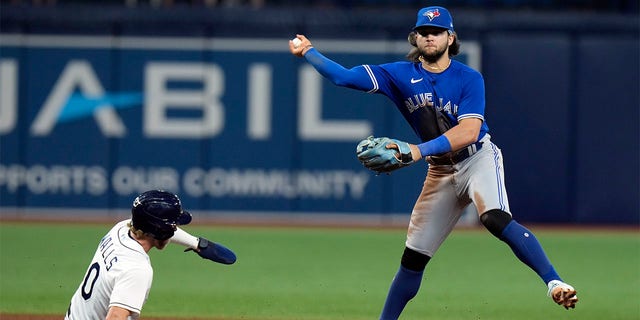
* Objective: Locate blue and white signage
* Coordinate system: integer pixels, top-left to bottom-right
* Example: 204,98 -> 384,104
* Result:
0,34 -> 480,215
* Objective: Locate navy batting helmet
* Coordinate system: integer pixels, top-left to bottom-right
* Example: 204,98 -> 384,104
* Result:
131,190 -> 192,240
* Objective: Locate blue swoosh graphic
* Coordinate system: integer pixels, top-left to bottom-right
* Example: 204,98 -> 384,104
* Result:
58,92 -> 143,122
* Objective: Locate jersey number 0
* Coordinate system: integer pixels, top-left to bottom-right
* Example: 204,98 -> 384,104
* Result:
81,262 -> 100,300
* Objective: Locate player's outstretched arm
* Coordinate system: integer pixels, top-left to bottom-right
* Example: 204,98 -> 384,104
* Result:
171,227 -> 200,248
171,227 -> 237,265
289,34 -> 314,57
186,237 -> 237,265
289,34 -> 374,91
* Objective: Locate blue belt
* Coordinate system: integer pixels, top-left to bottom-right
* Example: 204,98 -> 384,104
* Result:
427,141 -> 483,165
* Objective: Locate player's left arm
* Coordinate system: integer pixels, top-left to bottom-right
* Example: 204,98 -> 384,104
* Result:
171,227 -> 236,265
405,118 -> 481,161
170,227 -> 199,248
442,118 -> 482,151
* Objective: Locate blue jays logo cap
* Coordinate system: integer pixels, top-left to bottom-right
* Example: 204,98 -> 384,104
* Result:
414,6 -> 454,32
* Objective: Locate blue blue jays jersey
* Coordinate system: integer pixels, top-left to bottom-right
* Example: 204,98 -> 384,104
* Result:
304,48 -> 488,143
361,60 -> 489,142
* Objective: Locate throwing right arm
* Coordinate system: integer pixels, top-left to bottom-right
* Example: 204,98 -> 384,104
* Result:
289,34 -> 374,91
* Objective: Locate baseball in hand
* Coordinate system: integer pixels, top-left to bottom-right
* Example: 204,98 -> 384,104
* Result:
292,38 -> 302,48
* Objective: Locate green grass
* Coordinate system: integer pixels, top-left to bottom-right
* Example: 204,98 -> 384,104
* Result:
1,222 -> 639,319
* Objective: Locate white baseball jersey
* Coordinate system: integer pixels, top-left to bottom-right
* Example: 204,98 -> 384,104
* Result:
66,219 -> 153,320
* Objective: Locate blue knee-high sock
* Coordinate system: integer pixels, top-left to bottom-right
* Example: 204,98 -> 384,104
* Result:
500,220 -> 561,284
379,266 -> 423,320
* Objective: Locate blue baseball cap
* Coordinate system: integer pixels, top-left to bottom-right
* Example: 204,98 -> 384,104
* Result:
414,6 -> 454,32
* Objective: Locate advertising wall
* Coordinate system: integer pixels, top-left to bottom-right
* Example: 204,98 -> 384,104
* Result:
1,7 -> 638,224
0,35 -> 481,218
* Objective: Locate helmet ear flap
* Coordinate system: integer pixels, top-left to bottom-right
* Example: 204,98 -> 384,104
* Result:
149,222 -> 177,241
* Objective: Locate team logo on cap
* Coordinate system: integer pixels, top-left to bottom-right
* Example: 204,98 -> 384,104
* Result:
133,196 -> 142,207
423,9 -> 441,21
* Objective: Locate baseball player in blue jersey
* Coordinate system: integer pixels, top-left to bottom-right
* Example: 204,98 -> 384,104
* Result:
289,6 -> 578,319
65,190 -> 236,320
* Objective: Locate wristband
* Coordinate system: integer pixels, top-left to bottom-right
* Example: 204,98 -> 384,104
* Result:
417,135 -> 452,157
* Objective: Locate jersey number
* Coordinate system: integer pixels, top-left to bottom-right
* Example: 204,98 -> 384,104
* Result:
81,262 -> 100,300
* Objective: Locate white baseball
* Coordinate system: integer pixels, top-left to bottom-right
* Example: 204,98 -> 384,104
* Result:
292,38 -> 302,48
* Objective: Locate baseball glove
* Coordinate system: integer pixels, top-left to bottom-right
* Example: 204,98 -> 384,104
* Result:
356,136 -> 414,174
